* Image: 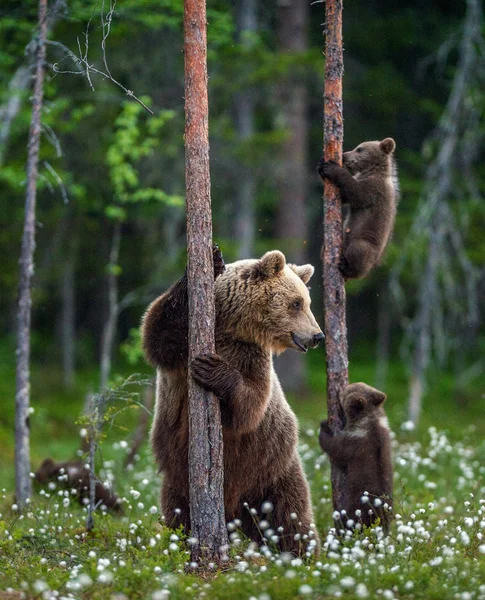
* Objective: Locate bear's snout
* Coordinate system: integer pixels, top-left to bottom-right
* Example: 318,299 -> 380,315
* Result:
313,332 -> 325,346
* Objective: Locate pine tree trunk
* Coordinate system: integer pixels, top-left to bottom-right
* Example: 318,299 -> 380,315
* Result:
184,0 -> 228,566
15,0 -> 48,509
274,0 -> 309,393
322,0 -> 349,513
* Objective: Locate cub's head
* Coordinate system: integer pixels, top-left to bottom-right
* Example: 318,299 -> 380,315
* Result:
216,250 -> 324,354
35,458 -> 57,483
341,382 -> 387,425
343,138 -> 395,176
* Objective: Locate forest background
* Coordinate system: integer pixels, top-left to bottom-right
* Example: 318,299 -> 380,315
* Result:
0,0 -> 484,485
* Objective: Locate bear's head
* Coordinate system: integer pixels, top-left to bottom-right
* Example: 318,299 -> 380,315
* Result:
341,382 -> 387,426
343,138 -> 395,176
215,250 -> 324,354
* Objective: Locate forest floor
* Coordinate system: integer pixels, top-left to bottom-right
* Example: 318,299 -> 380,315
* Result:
0,349 -> 484,599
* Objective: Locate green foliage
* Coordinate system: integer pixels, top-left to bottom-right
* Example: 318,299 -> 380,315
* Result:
106,101 -> 178,206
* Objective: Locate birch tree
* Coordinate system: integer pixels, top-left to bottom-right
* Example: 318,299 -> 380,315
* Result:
390,0 -> 484,425
15,0 -> 48,509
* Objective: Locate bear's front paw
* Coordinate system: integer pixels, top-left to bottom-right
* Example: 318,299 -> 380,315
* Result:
191,353 -> 240,400
317,159 -> 340,181
212,244 -> 226,279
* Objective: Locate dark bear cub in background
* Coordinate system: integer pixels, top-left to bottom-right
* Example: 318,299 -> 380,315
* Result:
319,382 -> 393,533
35,458 -> 122,513
318,138 -> 399,280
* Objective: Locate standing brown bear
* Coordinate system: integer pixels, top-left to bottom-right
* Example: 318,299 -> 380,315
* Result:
318,138 -> 399,280
319,382 -> 393,533
142,248 -> 323,555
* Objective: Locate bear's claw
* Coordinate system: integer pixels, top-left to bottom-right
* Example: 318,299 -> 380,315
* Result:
212,244 -> 226,279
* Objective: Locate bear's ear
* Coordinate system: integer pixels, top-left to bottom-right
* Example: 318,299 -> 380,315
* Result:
289,264 -> 314,284
369,389 -> 387,406
380,138 -> 396,155
255,250 -> 286,279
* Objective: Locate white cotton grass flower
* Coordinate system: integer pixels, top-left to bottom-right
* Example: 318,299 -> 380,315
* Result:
299,585 -> 313,595
356,583 -> 369,598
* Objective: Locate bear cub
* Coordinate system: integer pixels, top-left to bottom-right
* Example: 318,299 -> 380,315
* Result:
319,382 -> 393,533
35,458 -> 123,513
318,138 -> 399,280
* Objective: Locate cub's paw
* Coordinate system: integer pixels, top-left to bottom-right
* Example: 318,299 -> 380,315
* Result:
317,159 -> 340,180
212,244 -> 226,279
191,353 -> 239,399
319,420 -> 333,437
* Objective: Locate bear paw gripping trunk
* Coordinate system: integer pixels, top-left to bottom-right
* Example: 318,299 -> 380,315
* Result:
321,0 -> 349,514
183,0 -> 228,566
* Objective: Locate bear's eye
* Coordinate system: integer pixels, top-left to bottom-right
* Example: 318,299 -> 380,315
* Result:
292,300 -> 302,311
356,147 -> 363,153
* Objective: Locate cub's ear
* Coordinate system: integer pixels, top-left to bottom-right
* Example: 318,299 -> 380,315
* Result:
289,264 -> 315,284
380,138 -> 396,155
369,389 -> 387,406
256,250 -> 286,279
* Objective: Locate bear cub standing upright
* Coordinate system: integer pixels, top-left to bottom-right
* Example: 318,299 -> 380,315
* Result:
142,248 -> 323,555
319,382 -> 393,533
318,138 -> 399,280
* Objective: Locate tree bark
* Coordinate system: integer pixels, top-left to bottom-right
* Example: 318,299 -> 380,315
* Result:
14,0 -> 48,510
375,282 -> 391,390
322,0 -> 349,513
233,0 -> 257,259
62,234 -> 77,390
274,0 -> 309,393
99,219 -> 122,390
184,0 -> 228,566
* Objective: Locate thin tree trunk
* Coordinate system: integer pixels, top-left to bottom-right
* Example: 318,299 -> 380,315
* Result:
375,282 -> 391,390
15,0 -> 48,510
322,0 -> 349,513
184,0 -> 228,566
124,383 -> 155,467
99,219 -> 122,390
234,0 -> 257,259
408,226 -> 438,425
274,0 -> 309,393
62,235 -> 76,389
0,67 -> 31,167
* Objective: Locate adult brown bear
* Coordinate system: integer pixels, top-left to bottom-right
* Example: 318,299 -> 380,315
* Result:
142,248 -> 323,555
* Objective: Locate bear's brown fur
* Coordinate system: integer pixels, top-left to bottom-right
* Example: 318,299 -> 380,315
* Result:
142,248 -> 323,555
318,138 -> 399,280
35,458 -> 123,512
319,382 -> 393,533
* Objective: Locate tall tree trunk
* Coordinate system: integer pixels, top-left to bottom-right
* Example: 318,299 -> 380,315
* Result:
62,234 -> 76,390
233,0 -> 257,259
99,219 -> 122,390
184,0 -> 228,566
375,282 -> 391,390
274,0 -> 309,393
15,0 -> 48,510
322,0 -> 349,513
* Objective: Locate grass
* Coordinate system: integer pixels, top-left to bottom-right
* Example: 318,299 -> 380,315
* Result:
0,345 -> 484,598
